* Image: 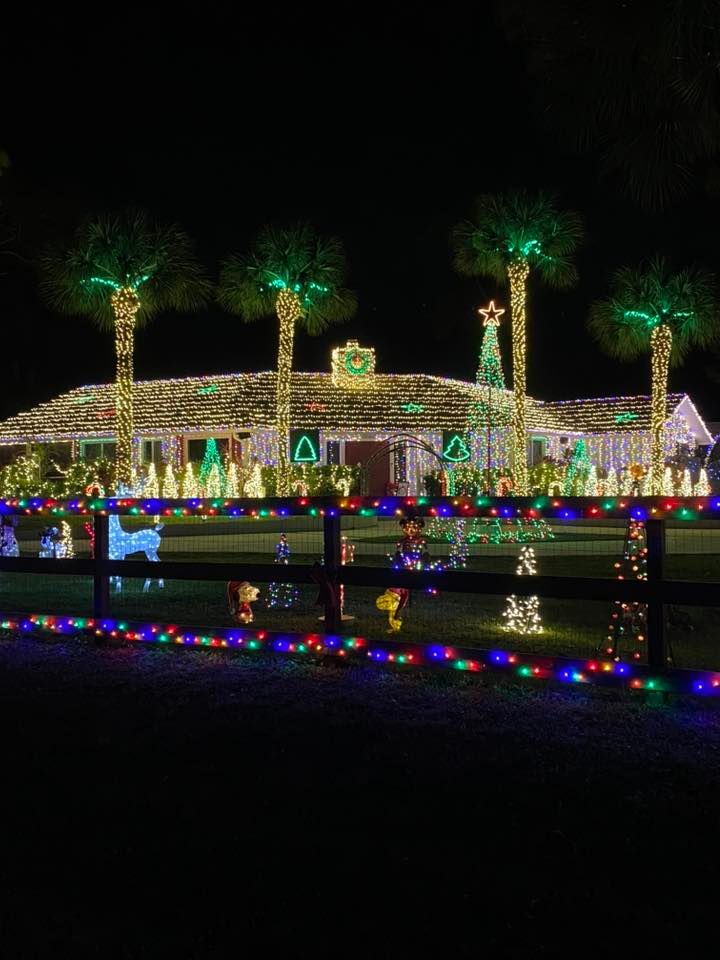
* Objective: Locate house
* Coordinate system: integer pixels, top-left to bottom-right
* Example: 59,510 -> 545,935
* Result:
0,340 -> 712,494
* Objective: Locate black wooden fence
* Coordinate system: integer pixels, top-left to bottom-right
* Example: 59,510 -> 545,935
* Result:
1,496 -> 719,671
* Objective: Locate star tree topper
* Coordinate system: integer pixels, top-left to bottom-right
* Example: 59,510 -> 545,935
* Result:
478,300 -> 505,327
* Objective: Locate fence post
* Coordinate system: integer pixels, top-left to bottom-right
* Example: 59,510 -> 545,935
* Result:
645,517 -> 666,671
93,513 -> 110,620
322,513 -> 342,633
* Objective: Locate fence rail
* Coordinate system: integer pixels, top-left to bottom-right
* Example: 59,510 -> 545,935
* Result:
2,496 -> 720,683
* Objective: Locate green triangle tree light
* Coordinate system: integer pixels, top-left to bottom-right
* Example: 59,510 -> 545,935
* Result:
293,433 -> 318,462
443,433 -> 472,463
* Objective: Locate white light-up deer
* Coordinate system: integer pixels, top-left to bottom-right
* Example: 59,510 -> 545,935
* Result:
109,513 -> 165,592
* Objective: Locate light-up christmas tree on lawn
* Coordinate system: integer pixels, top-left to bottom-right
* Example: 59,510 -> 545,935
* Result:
502,545 -> 543,634
604,519 -> 648,661
200,438 -> 226,496
267,533 -> 299,609
162,463 -> 178,498
562,439 -> 592,495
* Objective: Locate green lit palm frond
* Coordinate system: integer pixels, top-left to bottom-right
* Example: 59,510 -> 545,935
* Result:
218,222 -> 357,333
589,256 -> 718,365
41,210 -> 211,330
451,190 -> 583,288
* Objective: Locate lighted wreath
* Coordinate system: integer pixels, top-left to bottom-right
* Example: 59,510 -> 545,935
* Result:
345,350 -> 370,376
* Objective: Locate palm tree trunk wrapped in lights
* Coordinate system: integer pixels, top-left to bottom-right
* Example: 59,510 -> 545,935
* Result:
650,324 -> 672,494
111,287 -> 140,486
275,288 -> 301,495
507,258 -> 530,494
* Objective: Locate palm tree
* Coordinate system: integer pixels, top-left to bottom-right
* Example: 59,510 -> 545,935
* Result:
452,191 -> 583,494
41,210 -> 210,488
589,256 -> 717,494
219,223 -> 357,495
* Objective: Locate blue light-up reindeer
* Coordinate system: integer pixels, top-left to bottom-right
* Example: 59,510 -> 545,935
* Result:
108,513 -> 164,593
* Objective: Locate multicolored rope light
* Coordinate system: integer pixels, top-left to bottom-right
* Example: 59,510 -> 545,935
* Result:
2,611 -> 718,697
0,494 -> 717,522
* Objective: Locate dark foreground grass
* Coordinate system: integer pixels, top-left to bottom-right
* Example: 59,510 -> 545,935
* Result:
0,634 -> 719,956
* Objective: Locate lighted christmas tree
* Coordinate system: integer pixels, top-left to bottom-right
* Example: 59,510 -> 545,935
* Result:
562,440 -> 591,495
58,521 -> 74,559
604,519 -> 648,661
162,463 -> 178,498
144,462 -> 159,497
679,468 -> 692,497
448,519 -> 469,569
662,466 -> 674,496
585,464 -> 598,496
200,438 -> 225,495
443,433 -> 472,463
476,300 -> 506,389
181,462 -> 199,498
266,533 -> 299,609
695,468 -> 710,496
604,468 -> 619,496
244,460 -> 265,497
205,462 -> 223,498
620,468 -> 633,495
226,461 -> 240,497
502,545 -> 543,634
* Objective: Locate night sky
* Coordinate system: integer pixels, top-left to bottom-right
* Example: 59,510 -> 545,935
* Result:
2,8 -> 718,422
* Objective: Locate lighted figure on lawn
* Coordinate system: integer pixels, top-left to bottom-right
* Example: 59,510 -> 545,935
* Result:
502,545 -> 543,635
228,580 -> 260,624
108,512 -> 164,593
603,518 -> 648,661
266,533 -> 299,609
0,516 -> 18,557
376,587 -> 409,632
392,516 -> 442,574
39,521 -> 73,559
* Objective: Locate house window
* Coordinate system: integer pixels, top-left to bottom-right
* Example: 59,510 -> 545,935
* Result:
326,440 -> 341,465
530,437 -> 546,465
141,440 -> 163,464
81,440 -> 116,461
187,437 -> 230,463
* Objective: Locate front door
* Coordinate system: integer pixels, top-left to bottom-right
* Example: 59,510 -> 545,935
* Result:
344,441 -> 390,495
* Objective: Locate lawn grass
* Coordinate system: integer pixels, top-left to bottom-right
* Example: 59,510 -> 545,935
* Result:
3,549 -> 719,670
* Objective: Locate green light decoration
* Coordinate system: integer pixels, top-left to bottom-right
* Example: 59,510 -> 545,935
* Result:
86,273 -> 151,292
345,350 -> 371,377
74,394 -> 95,405
614,411 -> 639,424
562,439 -> 592,495
442,432 -> 472,463
289,429 -> 320,463
199,438 -> 226,491
197,384 -> 219,395
401,402 -> 425,413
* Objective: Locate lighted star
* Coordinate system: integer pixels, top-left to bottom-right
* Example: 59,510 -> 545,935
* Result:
479,300 -> 505,327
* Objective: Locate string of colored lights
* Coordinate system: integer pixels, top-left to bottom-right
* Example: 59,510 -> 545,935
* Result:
2,494 -> 720,521
3,611 -> 718,697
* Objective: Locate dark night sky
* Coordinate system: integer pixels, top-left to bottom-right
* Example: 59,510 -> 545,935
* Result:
2,8 -> 718,421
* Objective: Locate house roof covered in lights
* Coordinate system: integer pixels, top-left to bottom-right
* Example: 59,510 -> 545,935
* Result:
0,338 -> 712,446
